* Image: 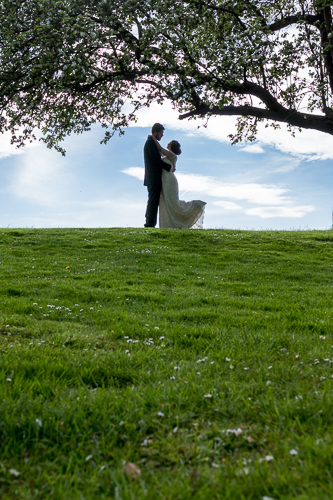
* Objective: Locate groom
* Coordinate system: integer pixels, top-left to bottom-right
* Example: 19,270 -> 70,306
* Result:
143,123 -> 172,228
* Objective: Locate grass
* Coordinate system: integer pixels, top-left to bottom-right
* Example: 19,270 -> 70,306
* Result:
0,227 -> 333,499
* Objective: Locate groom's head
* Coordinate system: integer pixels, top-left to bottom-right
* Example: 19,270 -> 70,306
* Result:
151,123 -> 165,141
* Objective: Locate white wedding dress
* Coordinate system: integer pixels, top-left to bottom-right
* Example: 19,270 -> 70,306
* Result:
159,157 -> 206,229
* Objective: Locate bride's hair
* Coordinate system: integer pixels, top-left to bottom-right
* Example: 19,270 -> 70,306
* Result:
170,140 -> 181,155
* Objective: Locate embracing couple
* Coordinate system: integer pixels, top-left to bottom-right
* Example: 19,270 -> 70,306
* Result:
144,123 -> 206,229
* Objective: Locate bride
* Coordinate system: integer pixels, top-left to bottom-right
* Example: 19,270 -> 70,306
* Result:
150,135 -> 206,229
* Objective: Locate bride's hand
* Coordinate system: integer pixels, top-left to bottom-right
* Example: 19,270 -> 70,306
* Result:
172,165 -> 176,173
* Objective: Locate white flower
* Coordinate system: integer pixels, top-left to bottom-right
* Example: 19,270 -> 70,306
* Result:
6,378 -> 12,382
159,336 -> 165,340
262,496 -> 275,500
154,326 -> 159,330
225,357 -> 231,362
289,449 -> 298,455
170,376 -> 176,380
85,454 -> 93,461
244,367 -> 249,370
174,366 -> 179,370
259,455 -> 274,463
203,394 -> 212,398
35,418 -> 42,427
157,411 -> 164,417
226,428 -> 242,435
9,469 -> 20,477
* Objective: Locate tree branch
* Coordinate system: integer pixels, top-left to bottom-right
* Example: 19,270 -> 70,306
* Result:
268,13 -> 319,31
179,103 -> 333,135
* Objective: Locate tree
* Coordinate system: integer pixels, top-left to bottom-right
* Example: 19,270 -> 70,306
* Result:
1,0 -> 333,154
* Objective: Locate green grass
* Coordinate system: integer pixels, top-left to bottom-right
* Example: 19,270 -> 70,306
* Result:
0,227 -> 333,499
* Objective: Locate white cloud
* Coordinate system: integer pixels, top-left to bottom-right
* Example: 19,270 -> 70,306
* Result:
121,168 -> 314,219
8,147 -> 73,204
213,200 -> 243,210
3,99 -> 332,165
257,123 -> 333,161
128,101 -> 237,143
176,172 -> 216,194
121,167 -> 144,181
267,156 -> 301,173
239,144 -> 265,154
130,101 -> 333,161
246,205 -> 315,218
207,183 -> 290,205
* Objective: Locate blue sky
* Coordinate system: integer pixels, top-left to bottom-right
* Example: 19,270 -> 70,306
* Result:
0,102 -> 332,230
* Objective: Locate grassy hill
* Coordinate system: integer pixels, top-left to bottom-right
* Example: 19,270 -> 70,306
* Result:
0,228 -> 333,499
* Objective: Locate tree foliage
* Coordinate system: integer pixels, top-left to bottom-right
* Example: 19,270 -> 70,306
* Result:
1,0 -> 333,153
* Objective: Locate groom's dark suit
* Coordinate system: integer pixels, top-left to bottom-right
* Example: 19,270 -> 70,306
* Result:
144,136 -> 171,227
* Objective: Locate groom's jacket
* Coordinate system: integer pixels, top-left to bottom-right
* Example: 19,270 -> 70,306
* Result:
143,137 -> 171,186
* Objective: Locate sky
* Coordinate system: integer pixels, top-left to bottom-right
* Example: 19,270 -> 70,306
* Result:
0,101 -> 332,230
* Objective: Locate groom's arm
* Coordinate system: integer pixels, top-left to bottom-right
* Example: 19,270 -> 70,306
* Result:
160,159 -> 172,172
147,139 -> 171,172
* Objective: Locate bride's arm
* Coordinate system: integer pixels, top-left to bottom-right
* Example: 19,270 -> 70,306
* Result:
149,135 -> 176,164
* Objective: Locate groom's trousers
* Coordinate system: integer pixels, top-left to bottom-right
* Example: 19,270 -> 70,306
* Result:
145,183 -> 162,227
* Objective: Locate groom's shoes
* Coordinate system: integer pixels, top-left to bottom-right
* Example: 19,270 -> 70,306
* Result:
144,224 -> 155,228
